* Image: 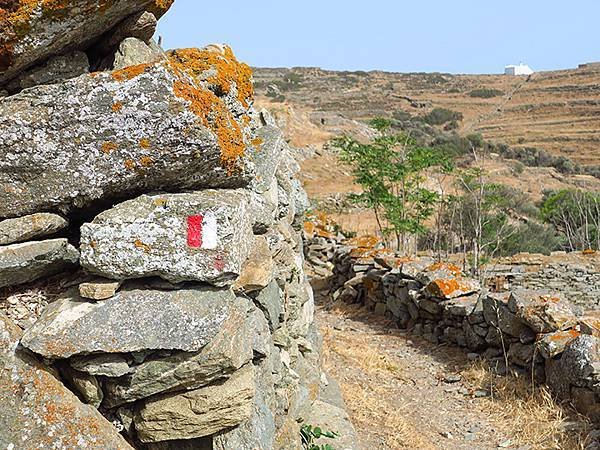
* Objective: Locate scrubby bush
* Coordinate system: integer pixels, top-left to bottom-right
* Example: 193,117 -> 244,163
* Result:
495,222 -> 562,256
423,108 -> 463,125
469,88 -> 503,98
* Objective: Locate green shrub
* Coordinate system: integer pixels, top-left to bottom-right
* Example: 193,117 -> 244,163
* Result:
301,424 -> 339,450
468,88 -> 503,98
423,108 -> 463,125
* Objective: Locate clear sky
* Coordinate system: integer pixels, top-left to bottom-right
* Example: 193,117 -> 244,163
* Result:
156,0 -> 598,74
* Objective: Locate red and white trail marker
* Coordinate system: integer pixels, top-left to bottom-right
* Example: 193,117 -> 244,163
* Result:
187,213 -> 218,249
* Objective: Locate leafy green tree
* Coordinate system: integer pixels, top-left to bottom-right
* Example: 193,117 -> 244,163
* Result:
333,119 -> 451,251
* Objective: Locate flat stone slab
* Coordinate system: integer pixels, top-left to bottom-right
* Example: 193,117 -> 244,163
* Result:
508,289 -> 577,333
0,238 -> 79,288
425,276 -> 480,300
21,286 -> 237,359
0,313 -> 132,449
80,191 -> 253,286
0,213 -> 67,245
104,297 -> 253,406
79,278 -> 122,300
135,364 -> 255,443
233,235 -> 274,293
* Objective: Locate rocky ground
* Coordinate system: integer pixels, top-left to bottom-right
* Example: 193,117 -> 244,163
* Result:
312,276 -> 593,449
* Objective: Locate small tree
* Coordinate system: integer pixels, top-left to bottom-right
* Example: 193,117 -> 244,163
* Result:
334,119 -> 450,252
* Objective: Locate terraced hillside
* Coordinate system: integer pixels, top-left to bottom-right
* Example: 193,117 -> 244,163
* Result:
254,65 -> 600,165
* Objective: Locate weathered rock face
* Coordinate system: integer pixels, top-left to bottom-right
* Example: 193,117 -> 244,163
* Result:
0,238 -> 78,288
135,364 -> 256,443
0,0 -> 173,85
21,286 -> 239,358
0,212 -> 67,245
0,56 -> 256,219
5,50 -> 89,92
103,298 -> 253,406
108,37 -> 165,70
0,313 -> 132,449
80,190 -> 253,285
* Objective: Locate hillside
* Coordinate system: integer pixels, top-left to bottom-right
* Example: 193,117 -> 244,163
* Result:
254,65 -> 600,165
254,66 -> 600,235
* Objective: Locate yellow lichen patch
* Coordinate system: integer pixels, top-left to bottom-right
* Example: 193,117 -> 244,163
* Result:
124,159 -> 136,170
139,156 -> 154,167
139,138 -> 151,149
251,137 -> 264,148
111,102 -> 123,112
147,0 -> 174,17
153,198 -> 168,207
168,46 -> 253,107
101,141 -> 118,154
582,249 -> 596,255
134,239 -> 151,253
112,63 -> 151,82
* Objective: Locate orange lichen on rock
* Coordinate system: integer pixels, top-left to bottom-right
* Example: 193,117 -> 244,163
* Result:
147,0 -> 174,17
124,159 -> 136,170
139,156 -> 153,167
134,239 -> 151,253
168,46 -> 253,107
548,328 -> 580,342
345,235 -> 380,250
582,249 -> 596,255
251,136 -> 264,148
429,278 -> 465,297
101,141 -> 118,154
111,102 -> 123,112
170,65 -> 247,173
111,63 -> 151,82
426,262 -> 462,276
139,138 -> 151,149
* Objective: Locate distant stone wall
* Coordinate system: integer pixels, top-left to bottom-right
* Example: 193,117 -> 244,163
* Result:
306,237 -> 600,423
486,253 -> 600,311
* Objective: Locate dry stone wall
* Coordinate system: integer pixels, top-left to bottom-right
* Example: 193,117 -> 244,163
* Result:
306,234 -> 600,423
0,2 -> 356,449
486,253 -> 600,311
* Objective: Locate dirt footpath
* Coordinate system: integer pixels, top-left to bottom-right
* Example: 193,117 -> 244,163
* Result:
313,279 -> 591,450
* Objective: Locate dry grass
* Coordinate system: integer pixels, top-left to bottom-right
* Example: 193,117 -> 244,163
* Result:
461,361 -> 592,450
322,319 -> 436,449
338,379 -> 437,450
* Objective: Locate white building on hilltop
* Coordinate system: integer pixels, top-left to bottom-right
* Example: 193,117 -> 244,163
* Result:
504,63 -> 534,76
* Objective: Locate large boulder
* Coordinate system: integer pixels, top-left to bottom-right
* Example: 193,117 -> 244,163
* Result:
21,286 -> 239,359
0,0 -> 173,85
0,53 -> 256,219
0,238 -> 78,288
0,313 -> 132,449
135,364 -> 256,443
80,190 -> 253,286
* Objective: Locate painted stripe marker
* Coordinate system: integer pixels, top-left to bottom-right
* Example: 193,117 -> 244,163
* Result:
187,213 -> 218,250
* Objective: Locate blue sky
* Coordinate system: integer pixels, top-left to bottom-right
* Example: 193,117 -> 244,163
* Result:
156,0 -> 598,74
